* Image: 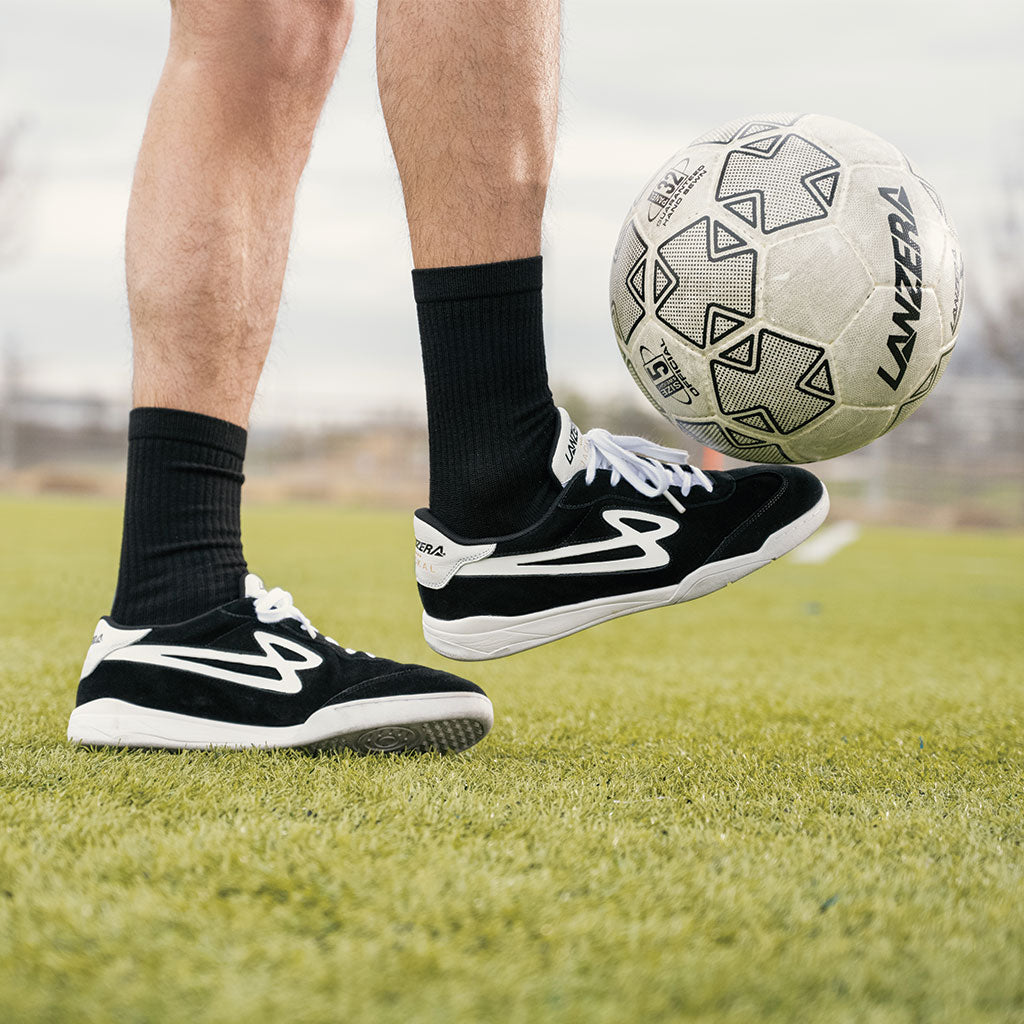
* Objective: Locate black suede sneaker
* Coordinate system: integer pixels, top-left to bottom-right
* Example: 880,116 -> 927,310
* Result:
415,408 -> 828,660
68,574 -> 493,752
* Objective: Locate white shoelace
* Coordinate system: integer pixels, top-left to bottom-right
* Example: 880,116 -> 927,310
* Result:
583,429 -> 714,513
244,575 -> 374,657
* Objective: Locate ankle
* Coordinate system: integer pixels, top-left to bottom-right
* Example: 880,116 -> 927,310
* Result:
416,257 -> 560,538
429,403 -> 561,538
111,407 -> 247,626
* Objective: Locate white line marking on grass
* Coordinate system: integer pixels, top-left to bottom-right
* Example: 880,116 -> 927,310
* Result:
789,520 -> 861,565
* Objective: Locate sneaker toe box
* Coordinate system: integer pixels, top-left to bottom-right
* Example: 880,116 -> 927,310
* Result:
319,664 -> 487,710
709,465 -> 827,561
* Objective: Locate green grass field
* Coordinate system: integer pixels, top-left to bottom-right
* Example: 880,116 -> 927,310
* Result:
1,496 -> 1022,1023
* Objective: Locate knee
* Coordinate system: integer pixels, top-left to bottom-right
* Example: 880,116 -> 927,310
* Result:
171,0 -> 353,99
264,0 -> 354,90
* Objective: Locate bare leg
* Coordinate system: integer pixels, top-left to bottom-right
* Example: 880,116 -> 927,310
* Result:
376,0 -> 562,538
109,0 -> 352,625
376,0 -> 560,269
127,0 -> 353,427
72,0 -> 497,752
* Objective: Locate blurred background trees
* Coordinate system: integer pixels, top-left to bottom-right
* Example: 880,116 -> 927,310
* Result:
975,161 -> 1024,380
0,118 -> 24,268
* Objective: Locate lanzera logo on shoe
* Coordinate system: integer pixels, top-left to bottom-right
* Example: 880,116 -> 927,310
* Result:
463,509 -> 680,577
104,631 -> 323,694
565,424 -> 580,465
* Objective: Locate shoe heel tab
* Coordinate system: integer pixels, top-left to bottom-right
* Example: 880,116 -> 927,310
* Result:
81,619 -> 151,680
413,514 -> 495,590
550,407 -> 590,485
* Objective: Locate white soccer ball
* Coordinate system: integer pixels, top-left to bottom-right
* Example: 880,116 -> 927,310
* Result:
610,113 -> 964,463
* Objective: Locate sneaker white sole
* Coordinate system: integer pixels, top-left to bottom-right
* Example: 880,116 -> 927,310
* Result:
423,487 -> 830,661
67,692 -> 493,753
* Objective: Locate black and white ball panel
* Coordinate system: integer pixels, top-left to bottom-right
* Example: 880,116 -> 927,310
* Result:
610,113 -> 962,463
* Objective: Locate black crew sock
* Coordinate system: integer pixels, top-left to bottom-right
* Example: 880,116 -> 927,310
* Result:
413,255 -> 561,538
110,407 -> 248,626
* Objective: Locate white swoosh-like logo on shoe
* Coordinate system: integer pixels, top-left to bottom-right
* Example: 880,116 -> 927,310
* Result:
460,509 -> 680,577
104,631 -> 323,694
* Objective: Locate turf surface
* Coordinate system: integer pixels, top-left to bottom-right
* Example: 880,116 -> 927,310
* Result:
1,496 -> 1022,1022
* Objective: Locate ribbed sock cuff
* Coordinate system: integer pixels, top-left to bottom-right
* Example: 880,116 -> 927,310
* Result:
129,407 -> 247,459
412,256 -> 543,304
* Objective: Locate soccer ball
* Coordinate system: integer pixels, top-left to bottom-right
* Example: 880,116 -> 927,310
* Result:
610,113 -> 964,463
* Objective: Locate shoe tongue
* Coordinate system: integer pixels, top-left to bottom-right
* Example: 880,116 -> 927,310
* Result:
550,407 -> 591,486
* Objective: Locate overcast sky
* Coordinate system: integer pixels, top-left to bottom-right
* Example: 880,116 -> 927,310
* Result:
2,0 -> 1021,426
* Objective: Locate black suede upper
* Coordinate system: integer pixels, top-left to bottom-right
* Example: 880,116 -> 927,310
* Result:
77,600 -> 483,728
418,465 -> 824,619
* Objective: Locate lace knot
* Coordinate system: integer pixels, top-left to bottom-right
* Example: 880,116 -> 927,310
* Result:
242,574 -> 373,653
582,429 -> 713,512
